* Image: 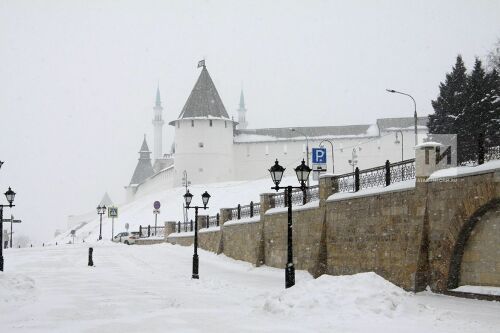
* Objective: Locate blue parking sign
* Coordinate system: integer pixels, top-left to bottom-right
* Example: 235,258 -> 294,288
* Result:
312,148 -> 327,164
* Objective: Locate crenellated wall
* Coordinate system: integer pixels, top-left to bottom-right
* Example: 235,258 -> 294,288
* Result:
165,159 -> 500,293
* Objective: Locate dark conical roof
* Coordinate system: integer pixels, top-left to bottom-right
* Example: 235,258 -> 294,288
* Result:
177,66 -> 229,119
129,136 -> 154,185
140,134 -> 150,152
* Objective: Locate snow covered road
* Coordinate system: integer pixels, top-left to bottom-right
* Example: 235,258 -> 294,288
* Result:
1,242 -> 499,332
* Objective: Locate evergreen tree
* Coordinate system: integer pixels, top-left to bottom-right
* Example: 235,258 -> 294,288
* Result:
429,55 -> 468,136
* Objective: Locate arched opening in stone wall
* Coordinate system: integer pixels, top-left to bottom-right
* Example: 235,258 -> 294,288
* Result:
447,198 -> 500,289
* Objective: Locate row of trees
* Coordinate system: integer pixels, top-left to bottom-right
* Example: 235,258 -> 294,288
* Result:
428,42 -> 500,163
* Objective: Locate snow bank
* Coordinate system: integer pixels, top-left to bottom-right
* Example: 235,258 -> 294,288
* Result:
0,273 -> 36,307
452,285 -> 500,296
262,272 -> 408,318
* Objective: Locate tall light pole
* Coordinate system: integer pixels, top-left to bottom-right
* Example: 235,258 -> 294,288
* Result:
386,89 -> 418,146
269,159 -> 311,288
394,130 -> 404,161
290,128 -> 310,187
319,139 -> 334,174
348,148 -> 358,173
96,205 -> 106,241
1,187 -> 16,271
183,190 -> 210,279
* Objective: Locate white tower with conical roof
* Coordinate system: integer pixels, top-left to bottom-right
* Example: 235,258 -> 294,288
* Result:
169,63 -> 235,186
152,86 -> 164,162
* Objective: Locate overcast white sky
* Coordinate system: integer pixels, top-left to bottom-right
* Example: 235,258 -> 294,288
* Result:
1,0 -> 499,242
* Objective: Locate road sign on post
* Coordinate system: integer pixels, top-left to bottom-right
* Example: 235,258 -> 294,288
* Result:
312,147 -> 327,164
153,201 -> 161,236
153,201 -> 161,210
108,207 -> 118,218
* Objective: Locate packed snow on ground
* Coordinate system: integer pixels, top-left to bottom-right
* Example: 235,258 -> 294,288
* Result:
1,243 -> 499,332
56,176 -> 314,244
453,285 -> 500,296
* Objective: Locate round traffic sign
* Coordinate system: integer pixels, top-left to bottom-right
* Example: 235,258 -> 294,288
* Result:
153,201 -> 161,209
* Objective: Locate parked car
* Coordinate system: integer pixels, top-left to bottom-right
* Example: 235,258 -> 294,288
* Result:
112,231 -> 140,245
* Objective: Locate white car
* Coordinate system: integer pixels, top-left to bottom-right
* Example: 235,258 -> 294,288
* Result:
112,231 -> 140,245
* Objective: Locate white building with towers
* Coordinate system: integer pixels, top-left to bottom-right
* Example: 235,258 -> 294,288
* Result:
125,62 -> 428,201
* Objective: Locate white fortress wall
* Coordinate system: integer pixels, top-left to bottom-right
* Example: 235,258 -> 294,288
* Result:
173,118 -> 235,186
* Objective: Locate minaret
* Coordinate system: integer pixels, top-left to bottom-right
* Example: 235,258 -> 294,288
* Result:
152,85 -> 164,161
237,89 -> 248,129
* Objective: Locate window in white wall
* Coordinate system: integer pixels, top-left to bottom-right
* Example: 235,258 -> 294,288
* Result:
265,145 -> 269,155
209,120 -> 213,127
177,122 -> 180,128
199,142 -> 204,148
225,121 -> 227,128
246,145 -> 250,157
198,168 -> 203,172
283,144 -> 287,155
191,120 -> 194,127
302,144 -> 306,153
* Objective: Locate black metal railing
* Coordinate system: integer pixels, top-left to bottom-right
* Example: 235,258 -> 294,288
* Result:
139,225 -> 165,238
207,214 -> 220,228
230,201 -> 260,221
335,159 -> 416,193
176,220 -> 194,233
272,184 -> 320,208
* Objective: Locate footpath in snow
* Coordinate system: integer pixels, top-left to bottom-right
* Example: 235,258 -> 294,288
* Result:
1,242 -> 500,332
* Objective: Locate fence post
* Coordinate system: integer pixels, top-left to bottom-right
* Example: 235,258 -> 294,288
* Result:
250,201 -> 254,217
385,160 -> 391,186
147,225 -> 151,237
207,215 -> 209,229
139,225 -> 142,237
354,167 -> 360,192
237,204 -> 241,220
478,133 -> 485,165
216,213 -> 220,226
177,221 -> 180,233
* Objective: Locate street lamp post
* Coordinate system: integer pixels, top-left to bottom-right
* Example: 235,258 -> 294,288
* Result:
269,159 -> 311,289
1,187 -> 16,271
319,139 -> 335,174
348,148 -> 358,172
386,89 -> 418,146
96,205 -> 106,241
290,128 -> 310,187
394,130 -> 404,161
183,190 -> 210,279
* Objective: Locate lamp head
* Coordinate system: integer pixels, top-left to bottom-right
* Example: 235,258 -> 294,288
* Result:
386,89 -> 396,93
294,159 -> 312,185
269,159 -> 285,189
201,191 -> 211,208
184,190 -> 193,208
4,187 -> 15,207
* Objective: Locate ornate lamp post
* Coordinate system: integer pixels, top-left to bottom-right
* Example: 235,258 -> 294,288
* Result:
290,128 -> 310,187
96,205 -> 106,241
1,186 -> 16,271
269,159 -> 311,288
183,190 -> 210,279
386,89 -> 418,146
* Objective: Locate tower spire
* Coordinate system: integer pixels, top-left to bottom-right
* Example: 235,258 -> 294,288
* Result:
155,84 -> 161,107
237,88 -> 248,129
